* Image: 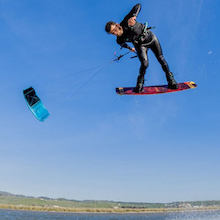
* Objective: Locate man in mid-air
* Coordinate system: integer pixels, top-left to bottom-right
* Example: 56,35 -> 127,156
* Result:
105,3 -> 178,93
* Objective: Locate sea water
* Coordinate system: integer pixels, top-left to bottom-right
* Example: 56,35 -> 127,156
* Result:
0,209 -> 220,220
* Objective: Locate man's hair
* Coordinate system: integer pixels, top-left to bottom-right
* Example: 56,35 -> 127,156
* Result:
105,21 -> 116,33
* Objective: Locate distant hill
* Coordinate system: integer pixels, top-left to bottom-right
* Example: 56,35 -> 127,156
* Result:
0,191 -> 14,197
0,191 -> 220,210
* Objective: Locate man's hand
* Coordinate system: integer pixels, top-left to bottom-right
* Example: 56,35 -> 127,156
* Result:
130,47 -> 136,53
128,16 -> 136,26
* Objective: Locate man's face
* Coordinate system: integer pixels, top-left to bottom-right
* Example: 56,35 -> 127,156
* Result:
110,24 -> 123,37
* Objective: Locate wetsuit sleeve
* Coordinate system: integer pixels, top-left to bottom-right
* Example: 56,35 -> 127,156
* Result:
121,4 -> 142,25
128,3 -> 141,17
116,38 -> 132,50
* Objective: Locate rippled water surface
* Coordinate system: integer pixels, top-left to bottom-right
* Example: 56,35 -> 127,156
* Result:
0,209 -> 220,220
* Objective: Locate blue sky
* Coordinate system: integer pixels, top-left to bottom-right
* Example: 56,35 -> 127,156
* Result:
0,0 -> 219,203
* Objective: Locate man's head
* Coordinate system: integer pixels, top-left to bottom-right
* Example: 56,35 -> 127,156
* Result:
105,21 -> 123,37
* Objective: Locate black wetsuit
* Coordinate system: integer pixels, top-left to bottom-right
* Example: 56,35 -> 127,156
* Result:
117,4 -> 175,89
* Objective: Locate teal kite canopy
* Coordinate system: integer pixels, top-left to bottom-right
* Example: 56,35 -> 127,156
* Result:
23,87 -> 49,122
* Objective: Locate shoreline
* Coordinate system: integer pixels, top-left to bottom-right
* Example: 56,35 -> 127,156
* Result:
1,204 -> 220,214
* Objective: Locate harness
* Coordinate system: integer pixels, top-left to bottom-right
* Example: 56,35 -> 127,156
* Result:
135,22 -> 155,44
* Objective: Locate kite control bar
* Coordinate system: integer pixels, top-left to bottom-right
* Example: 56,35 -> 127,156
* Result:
113,51 -> 130,62
113,51 -> 138,62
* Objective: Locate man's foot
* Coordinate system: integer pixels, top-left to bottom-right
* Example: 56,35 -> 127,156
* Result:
166,72 -> 178,90
134,75 -> 145,93
168,82 -> 178,89
133,85 -> 144,93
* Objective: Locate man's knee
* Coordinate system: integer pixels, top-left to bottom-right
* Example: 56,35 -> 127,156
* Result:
158,55 -> 164,61
158,55 -> 167,65
141,60 -> 149,69
158,55 -> 170,72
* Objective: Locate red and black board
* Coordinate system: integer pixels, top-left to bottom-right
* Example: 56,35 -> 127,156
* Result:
116,81 -> 197,95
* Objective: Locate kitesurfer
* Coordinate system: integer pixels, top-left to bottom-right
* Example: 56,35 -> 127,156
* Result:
105,3 -> 178,93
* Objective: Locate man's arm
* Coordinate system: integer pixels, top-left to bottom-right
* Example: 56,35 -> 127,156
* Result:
121,3 -> 141,25
128,3 -> 141,17
116,38 -> 135,52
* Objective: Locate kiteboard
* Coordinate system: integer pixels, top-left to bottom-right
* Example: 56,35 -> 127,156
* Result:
23,87 -> 49,121
116,81 -> 197,95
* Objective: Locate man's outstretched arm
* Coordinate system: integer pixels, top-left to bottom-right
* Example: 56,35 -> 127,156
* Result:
121,3 -> 141,25
128,3 -> 141,18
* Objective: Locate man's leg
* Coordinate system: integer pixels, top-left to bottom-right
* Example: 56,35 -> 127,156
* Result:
150,35 -> 178,89
134,46 -> 149,93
